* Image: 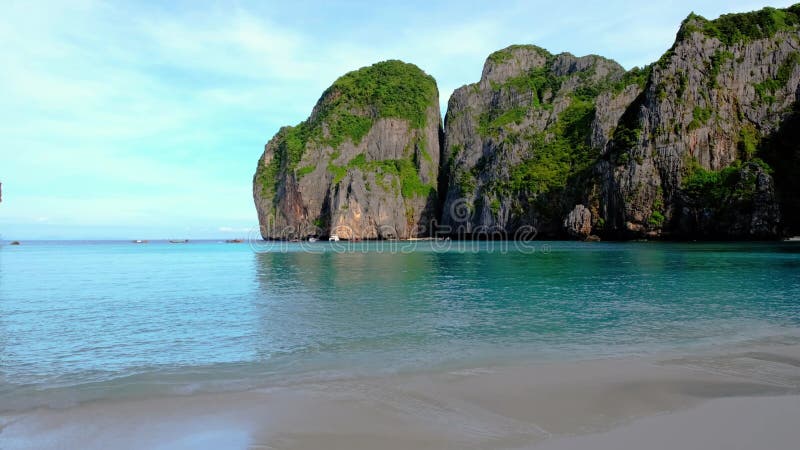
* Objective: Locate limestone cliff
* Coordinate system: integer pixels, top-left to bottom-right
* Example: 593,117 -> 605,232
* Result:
255,4 -> 800,241
597,5 -> 800,239
441,4 -> 800,239
441,45 -> 635,238
253,60 -> 441,239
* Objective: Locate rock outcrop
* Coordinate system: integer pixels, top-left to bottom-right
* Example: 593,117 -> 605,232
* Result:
595,6 -> 800,239
255,4 -> 800,241
440,44 -> 634,237
441,4 -> 800,239
253,60 -> 441,239
563,205 -> 593,240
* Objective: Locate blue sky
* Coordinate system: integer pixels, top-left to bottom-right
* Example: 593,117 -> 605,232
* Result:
0,0 -> 794,239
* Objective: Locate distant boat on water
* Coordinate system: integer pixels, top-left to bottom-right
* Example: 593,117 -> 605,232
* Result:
169,239 -> 189,244
308,237 -> 318,242
225,239 -> 244,244
132,240 -> 148,244
329,234 -> 340,242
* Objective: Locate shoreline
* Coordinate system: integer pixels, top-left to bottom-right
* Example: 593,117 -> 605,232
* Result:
3,238 -> 799,246
256,236 -> 800,243
2,341 -> 799,449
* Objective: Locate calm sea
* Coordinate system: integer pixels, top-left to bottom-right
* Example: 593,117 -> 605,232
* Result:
1,240 -> 799,411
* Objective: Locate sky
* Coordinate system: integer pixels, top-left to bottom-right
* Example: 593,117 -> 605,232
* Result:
0,0 -> 795,240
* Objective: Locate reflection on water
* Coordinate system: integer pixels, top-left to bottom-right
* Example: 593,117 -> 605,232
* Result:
250,242 -> 800,374
0,241 -> 799,411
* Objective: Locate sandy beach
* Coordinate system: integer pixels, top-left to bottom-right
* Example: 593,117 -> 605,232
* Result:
2,340 -> 799,449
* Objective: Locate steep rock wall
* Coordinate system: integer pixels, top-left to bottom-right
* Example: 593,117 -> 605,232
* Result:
254,60 -> 441,239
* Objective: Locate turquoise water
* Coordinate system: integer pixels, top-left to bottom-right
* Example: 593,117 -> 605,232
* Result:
1,240 -> 799,411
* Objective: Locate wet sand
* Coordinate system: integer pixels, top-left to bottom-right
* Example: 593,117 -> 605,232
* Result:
2,343 -> 799,449
536,395 -> 800,450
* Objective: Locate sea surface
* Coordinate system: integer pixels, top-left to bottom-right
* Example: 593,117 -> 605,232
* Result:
1,240 -> 799,412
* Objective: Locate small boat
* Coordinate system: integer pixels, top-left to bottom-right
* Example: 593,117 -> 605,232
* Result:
329,234 -> 340,242
133,240 -> 148,244
225,239 -> 244,244
9,241 -> 21,246
169,239 -> 189,244
308,237 -> 318,242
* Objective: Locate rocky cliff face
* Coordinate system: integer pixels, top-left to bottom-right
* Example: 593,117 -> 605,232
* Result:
441,4 -> 800,239
256,4 -> 800,241
253,60 -> 441,239
596,6 -> 800,239
440,45 -> 636,237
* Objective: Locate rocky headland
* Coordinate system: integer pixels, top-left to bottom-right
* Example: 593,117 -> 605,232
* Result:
255,4 -> 800,240
254,60 -> 440,239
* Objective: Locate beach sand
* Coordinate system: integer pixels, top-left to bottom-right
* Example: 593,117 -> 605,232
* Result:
2,342 -> 799,449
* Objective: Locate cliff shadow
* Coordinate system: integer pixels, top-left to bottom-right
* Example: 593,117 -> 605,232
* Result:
760,99 -> 800,236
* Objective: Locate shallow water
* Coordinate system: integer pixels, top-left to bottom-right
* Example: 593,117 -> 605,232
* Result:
1,240 -> 799,411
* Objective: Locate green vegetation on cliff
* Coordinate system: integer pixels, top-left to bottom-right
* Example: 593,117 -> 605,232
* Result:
465,49 -> 647,216
688,106 -> 713,131
506,98 -> 597,196
682,158 -> 772,205
478,107 -> 527,136
326,113 -> 374,148
323,60 -> 438,129
708,50 -> 734,88
680,5 -> 800,46
755,52 -> 800,103
611,65 -> 653,94
256,60 -> 437,196
477,61 -> 564,138
328,153 -> 435,199
503,66 -> 563,105
292,60 -> 436,155
478,54 -> 572,138
487,44 -> 551,64
256,125 -> 310,196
